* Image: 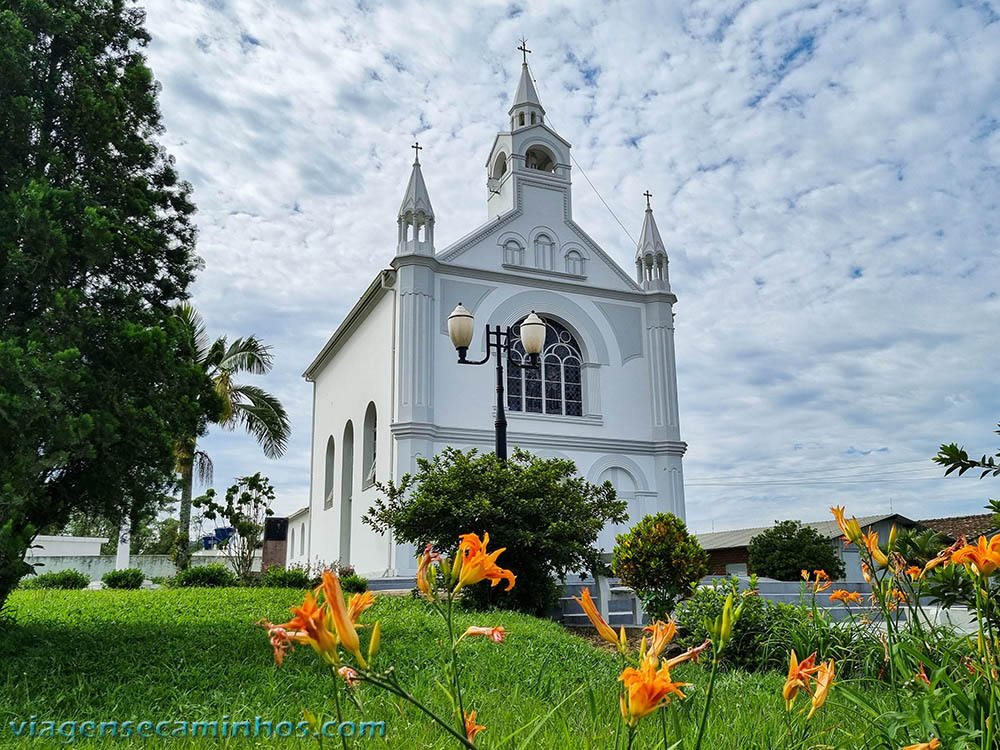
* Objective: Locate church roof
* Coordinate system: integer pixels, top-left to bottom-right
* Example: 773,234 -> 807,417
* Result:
509,63 -> 544,114
636,206 -> 666,259
398,155 -> 433,218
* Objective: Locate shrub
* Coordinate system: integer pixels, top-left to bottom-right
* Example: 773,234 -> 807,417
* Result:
101,568 -> 144,590
340,573 -> 368,593
365,447 -> 626,615
261,566 -> 311,589
746,520 -> 846,580
612,512 -> 708,619
174,564 -> 237,588
20,569 -> 90,590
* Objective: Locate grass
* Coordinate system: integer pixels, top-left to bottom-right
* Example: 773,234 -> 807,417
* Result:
0,589 -> 893,748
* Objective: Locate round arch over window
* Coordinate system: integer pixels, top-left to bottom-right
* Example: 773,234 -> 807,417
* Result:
323,436 -> 335,509
507,318 -> 582,416
492,152 -> 508,180
362,402 -> 377,489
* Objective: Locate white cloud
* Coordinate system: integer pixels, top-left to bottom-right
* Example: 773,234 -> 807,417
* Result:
142,0 -> 1000,529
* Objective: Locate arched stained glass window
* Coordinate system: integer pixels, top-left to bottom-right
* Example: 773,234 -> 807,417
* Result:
507,318 -> 583,417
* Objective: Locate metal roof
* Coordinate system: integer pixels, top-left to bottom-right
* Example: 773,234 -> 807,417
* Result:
696,513 -> 918,550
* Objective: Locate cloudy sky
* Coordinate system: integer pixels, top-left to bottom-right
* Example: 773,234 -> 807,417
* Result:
141,0 -> 1000,533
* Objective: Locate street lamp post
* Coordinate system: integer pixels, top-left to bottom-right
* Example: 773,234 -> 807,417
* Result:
447,304 -> 546,462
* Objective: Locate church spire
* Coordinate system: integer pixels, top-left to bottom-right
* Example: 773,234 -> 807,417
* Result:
635,191 -> 669,290
508,38 -> 545,130
397,142 -> 434,256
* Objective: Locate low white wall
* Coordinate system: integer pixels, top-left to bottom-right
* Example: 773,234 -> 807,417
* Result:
25,553 -> 261,581
26,535 -> 109,557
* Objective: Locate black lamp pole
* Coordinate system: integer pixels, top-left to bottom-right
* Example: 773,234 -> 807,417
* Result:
455,325 -> 540,462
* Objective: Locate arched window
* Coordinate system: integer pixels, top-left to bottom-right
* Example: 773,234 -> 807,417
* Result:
289,527 -> 295,559
362,402 -> 377,489
534,234 -> 554,270
492,152 -> 507,179
323,436 -> 335,509
340,421 -> 354,564
524,146 -> 555,172
518,112 -> 525,126
565,249 -> 585,275
507,318 -> 583,417
299,522 -> 305,555
530,112 -> 536,124
503,239 -> 524,266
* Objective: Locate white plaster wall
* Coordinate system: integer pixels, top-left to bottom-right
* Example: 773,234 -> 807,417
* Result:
26,535 -> 108,557
285,510 -> 310,567
308,290 -> 395,577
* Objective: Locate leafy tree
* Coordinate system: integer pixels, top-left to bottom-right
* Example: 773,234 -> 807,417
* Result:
0,0 -> 217,608
611,512 -> 708,619
194,473 -> 275,583
172,304 -> 290,569
50,496 -> 176,555
935,422 -> 1000,531
746,521 -> 846,581
365,447 -> 627,615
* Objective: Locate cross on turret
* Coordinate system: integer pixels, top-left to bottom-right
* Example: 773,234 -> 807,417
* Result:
643,190 -> 653,209
411,141 -> 422,164
517,37 -> 531,64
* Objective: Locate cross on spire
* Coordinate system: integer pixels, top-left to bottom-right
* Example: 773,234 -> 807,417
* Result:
517,37 -> 531,65
411,141 -> 422,164
643,190 -> 653,209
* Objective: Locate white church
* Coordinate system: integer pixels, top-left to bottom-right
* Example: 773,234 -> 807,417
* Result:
296,53 -> 687,577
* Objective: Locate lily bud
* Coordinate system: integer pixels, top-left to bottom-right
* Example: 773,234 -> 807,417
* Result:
367,620 -> 381,662
888,524 -> 898,551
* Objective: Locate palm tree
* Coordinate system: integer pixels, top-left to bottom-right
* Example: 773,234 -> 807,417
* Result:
173,304 -> 290,569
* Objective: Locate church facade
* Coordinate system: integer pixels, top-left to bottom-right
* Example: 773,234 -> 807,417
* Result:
301,57 -> 686,577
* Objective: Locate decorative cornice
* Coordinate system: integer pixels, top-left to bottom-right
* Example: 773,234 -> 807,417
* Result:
389,421 -> 687,456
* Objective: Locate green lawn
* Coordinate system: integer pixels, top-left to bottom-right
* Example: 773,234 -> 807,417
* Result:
0,589 -> 892,748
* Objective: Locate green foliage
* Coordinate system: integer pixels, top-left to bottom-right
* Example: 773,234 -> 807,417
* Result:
746,520 -> 846,580
365,447 -> 626,615
101,568 -> 144,590
340,573 -> 369,593
0,0 -> 217,607
934,423 -> 1000,479
611,512 -> 708,619
20,569 -> 90,590
260,566 -> 311,589
676,576 -> 774,670
194,473 -> 275,583
174,564 -> 237,588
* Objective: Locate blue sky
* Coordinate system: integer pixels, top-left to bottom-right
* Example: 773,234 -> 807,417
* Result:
142,0 -> 1000,533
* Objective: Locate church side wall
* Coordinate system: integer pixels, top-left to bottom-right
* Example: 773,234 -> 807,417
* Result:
308,290 -> 395,577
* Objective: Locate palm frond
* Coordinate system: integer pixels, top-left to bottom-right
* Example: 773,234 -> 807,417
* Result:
218,336 -> 275,375
173,303 -> 211,363
225,384 -> 291,459
194,450 -> 214,486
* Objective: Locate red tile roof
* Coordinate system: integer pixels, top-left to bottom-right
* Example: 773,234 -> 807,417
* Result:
919,513 -> 997,540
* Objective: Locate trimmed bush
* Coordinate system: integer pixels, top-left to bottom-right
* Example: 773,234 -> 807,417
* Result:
341,573 -> 369,593
174,564 -> 237,588
261,566 -> 311,589
612,512 -> 708,619
20,569 -> 90,590
102,568 -> 145,590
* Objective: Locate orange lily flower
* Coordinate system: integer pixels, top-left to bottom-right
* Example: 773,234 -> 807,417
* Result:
643,619 -> 678,658
829,589 -> 863,605
663,639 -> 712,669
903,739 -> 941,750
572,587 -> 619,647
952,535 -> 1000,577
807,659 -> 835,719
463,711 -> 485,743
416,543 -> 441,599
861,562 -> 872,583
459,625 -> 506,643
290,591 -> 339,661
454,533 -> 516,591
831,506 -> 864,546
783,650 -> 821,711
922,535 -> 965,577
906,565 -> 922,580
804,570 -> 832,593
619,659 -> 689,726
863,530 -> 890,567
347,590 -> 376,622
320,570 -> 366,667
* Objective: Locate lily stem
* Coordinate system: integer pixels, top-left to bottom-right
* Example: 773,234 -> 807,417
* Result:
692,657 -> 719,750
362,673 -> 477,749
330,669 -> 349,750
